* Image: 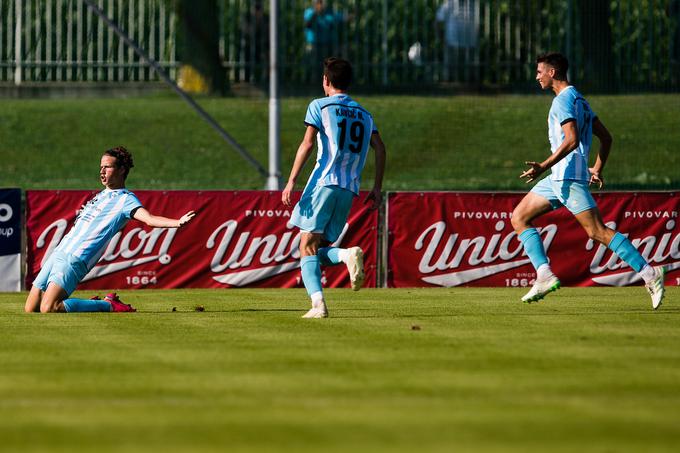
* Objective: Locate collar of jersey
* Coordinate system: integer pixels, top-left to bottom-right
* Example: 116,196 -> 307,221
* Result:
557,85 -> 575,98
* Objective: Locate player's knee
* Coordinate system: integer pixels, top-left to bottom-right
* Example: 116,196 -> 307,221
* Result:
510,211 -> 528,232
39,300 -> 60,313
300,243 -> 318,257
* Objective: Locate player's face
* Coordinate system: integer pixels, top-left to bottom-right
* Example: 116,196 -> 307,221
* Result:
100,154 -> 126,189
536,62 -> 554,90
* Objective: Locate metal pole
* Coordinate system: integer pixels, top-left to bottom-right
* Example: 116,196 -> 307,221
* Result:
14,0 -> 22,85
81,0 -> 268,178
266,0 -> 281,190
382,0 -> 388,86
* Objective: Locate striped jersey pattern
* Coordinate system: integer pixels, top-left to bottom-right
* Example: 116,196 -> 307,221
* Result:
55,189 -> 142,268
303,93 -> 378,195
548,85 -> 597,182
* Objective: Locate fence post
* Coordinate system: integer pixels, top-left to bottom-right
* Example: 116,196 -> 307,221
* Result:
267,0 -> 281,190
13,0 -> 22,85
382,0 -> 388,86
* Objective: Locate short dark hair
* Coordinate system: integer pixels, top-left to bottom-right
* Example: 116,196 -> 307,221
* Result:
104,146 -> 134,178
536,52 -> 569,80
324,57 -> 352,90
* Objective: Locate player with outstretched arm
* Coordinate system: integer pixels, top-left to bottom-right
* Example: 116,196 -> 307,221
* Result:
25,146 -> 195,313
512,52 -> 665,309
282,57 -> 386,318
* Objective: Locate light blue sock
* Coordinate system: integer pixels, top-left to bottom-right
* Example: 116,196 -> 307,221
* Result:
300,255 -> 323,296
608,232 -> 647,273
64,298 -> 112,312
519,228 -> 549,270
318,247 -> 343,266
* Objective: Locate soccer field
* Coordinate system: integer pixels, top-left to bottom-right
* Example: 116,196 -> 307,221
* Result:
1,287 -> 679,452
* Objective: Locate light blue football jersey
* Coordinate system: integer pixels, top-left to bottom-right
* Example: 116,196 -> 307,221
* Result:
55,189 -> 142,268
547,85 -> 596,182
303,93 -> 378,195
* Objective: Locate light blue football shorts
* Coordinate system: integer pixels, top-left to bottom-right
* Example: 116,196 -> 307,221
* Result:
289,184 -> 355,243
33,250 -> 89,297
531,177 -> 597,215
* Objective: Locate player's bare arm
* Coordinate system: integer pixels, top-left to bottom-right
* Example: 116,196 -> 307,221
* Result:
520,120 -> 579,183
589,118 -> 613,189
132,208 -> 196,228
365,132 -> 387,210
282,125 -> 318,207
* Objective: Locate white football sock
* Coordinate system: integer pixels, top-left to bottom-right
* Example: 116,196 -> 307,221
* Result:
310,291 -> 325,308
337,248 -> 350,263
639,264 -> 656,284
536,263 -> 554,281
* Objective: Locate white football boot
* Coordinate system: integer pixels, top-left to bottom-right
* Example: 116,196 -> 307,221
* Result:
302,302 -> 328,319
645,266 -> 666,310
346,246 -> 365,291
521,274 -> 561,303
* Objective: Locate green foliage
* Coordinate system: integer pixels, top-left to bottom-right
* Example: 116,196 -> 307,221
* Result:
1,94 -> 678,191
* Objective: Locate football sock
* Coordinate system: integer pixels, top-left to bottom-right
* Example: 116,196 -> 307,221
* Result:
607,232 -> 647,273
639,264 -> 657,284
519,228 -> 549,270
300,255 -> 323,296
310,291 -> 325,308
64,298 -> 112,312
318,247 -> 345,266
536,263 -> 554,281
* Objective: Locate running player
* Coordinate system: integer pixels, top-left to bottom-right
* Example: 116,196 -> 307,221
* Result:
512,52 -> 665,309
282,57 -> 387,318
25,147 -> 195,313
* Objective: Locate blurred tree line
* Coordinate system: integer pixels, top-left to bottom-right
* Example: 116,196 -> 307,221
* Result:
174,0 -> 679,94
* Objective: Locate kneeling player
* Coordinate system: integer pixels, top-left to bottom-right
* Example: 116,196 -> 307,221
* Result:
282,57 -> 387,318
25,146 -> 195,313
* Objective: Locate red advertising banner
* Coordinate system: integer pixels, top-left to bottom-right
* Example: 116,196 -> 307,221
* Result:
387,192 -> 679,288
26,190 -> 378,290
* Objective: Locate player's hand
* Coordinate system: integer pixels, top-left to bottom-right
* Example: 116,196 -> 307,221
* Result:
178,211 -> 196,227
282,181 -> 295,207
589,168 -> 604,189
364,188 -> 382,210
519,161 -> 546,184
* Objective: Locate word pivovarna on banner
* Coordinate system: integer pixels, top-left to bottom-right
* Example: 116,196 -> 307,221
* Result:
387,192 -> 680,288
26,190 -> 378,290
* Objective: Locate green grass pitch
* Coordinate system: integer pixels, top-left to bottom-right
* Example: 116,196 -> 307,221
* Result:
1,287 -> 679,452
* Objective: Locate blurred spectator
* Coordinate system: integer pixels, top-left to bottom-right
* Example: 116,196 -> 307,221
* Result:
303,0 -> 345,81
240,0 -> 269,84
436,0 -> 479,81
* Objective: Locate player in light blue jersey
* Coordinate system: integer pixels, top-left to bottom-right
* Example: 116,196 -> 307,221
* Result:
282,57 -> 386,318
25,147 -> 195,314
512,52 -> 665,309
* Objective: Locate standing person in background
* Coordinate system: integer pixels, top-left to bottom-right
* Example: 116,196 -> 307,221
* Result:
511,52 -> 666,309
436,0 -> 479,81
25,147 -> 196,314
282,58 -> 386,318
303,0 -> 346,82
240,0 -> 269,84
